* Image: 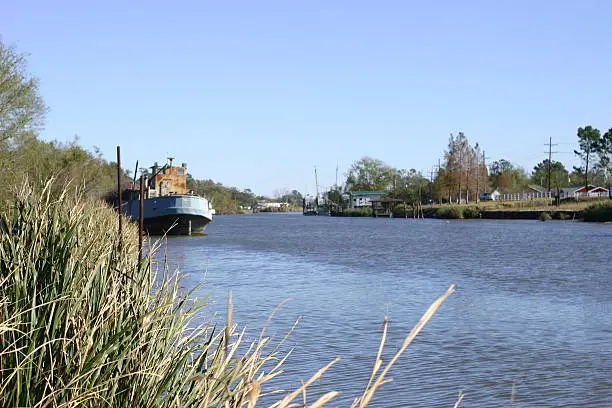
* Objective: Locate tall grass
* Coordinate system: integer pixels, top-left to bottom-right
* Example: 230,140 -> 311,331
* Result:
1,182 -> 457,407
0,183 -> 285,407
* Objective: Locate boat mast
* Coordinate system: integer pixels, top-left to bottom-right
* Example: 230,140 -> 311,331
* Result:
335,163 -> 338,189
314,166 -> 319,199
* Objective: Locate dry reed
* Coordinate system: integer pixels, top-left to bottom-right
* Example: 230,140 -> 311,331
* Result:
0,181 -> 457,407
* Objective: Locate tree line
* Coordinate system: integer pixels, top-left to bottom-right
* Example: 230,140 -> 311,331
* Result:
1,39 -> 301,213
4,38 -> 611,211
185,177 -> 303,214
332,127 -> 612,207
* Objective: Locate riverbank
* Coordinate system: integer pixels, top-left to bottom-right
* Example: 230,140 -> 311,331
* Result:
330,199 -> 612,222
387,206 -> 583,221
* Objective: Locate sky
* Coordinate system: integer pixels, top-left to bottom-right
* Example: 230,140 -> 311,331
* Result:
2,0 -> 611,196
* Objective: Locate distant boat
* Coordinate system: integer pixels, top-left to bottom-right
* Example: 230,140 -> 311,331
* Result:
121,159 -> 214,235
303,195 -> 318,215
302,166 -> 330,216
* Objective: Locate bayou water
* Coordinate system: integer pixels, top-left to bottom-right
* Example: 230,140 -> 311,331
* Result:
163,214 -> 612,407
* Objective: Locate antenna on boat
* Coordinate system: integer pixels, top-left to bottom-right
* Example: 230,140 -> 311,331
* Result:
167,157 -> 174,167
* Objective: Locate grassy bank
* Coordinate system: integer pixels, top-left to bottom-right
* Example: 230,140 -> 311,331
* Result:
433,205 -> 480,219
0,184 -> 455,407
339,207 -> 373,217
425,197 -> 609,212
583,201 -> 612,222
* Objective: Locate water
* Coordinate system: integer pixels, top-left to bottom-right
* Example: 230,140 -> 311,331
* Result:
161,214 -> 612,407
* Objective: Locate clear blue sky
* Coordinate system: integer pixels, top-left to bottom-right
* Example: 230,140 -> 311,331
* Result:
2,0 -> 611,196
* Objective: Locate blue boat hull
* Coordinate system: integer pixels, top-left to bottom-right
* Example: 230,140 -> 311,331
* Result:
123,195 -> 213,235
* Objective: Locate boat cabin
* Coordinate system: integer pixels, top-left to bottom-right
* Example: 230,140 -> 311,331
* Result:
148,158 -> 188,197
120,158 -> 190,201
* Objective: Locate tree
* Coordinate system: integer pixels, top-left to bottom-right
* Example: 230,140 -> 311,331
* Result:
596,128 -> 612,192
345,157 -> 397,191
326,187 -> 344,212
438,132 -> 484,203
273,188 -> 289,200
278,189 -> 303,205
489,159 -> 514,177
488,159 -> 529,193
569,168 -> 606,188
531,159 -> 569,190
0,40 -> 46,145
390,168 -> 431,204
574,126 -> 601,187
1,39 -> 48,193
490,159 -> 514,189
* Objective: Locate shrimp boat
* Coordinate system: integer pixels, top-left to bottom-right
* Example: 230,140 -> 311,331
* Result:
121,158 -> 214,235
302,166 -> 330,216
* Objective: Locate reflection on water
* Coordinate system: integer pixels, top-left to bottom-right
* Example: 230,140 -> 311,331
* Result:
159,214 -> 612,407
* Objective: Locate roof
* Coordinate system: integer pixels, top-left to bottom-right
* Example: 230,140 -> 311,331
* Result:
558,185 -> 609,193
527,184 -> 546,193
349,190 -> 387,196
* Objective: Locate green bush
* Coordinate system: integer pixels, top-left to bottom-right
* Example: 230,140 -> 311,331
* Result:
342,207 -> 373,217
556,212 -> 571,220
583,200 -> 612,222
539,212 -> 552,221
392,204 -> 409,218
435,205 -> 463,219
462,206 -> 480,219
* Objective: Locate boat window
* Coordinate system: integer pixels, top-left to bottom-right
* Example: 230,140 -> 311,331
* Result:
176,168 -> 185,175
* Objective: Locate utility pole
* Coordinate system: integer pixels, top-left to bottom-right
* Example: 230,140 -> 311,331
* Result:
544,137 -> 558,193
544,137 -> 559,205
482,150 -> 489,200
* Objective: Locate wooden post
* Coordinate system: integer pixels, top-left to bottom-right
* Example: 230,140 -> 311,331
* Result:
116,146 -> 122,250
138,175 -> 144,262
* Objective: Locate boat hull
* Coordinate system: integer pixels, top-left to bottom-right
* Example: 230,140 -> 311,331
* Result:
123,194 -> 213,235
143,214 -> 211,235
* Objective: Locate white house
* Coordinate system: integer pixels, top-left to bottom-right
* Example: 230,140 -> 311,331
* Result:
556,185 -> 609,199
255,202 -> 287,209
479,189 -> 501,201
348,190 -> 387,208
